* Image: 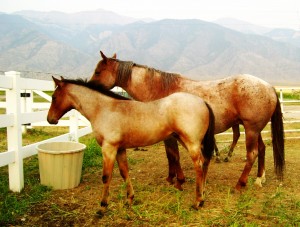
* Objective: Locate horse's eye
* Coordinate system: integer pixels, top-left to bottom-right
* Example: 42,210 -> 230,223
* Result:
52,96 -> 56,101
95,72 -> 100,76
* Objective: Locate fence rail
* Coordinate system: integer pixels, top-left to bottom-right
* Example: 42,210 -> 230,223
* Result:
0,71 -> 299,192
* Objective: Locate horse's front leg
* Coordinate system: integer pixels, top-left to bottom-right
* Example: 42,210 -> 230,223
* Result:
97,143 -> 117,218
164,137 -> 185,191
116,148 -> 134,206
235,130 -> 258,191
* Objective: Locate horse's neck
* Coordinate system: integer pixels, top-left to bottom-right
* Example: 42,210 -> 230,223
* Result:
122,67 -> 195,101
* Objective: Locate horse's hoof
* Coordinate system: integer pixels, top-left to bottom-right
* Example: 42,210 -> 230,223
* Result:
174,182 -> 184,191
166,177 -> 174,185
230,187 -> 239,194
224,157 -> 230,162
234,182 -> 245,193
254,178 -> 263,188
174,178 -> 185,191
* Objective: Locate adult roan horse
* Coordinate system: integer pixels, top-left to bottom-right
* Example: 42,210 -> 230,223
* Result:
88,51 -> 285,192
47,76 -> 215,215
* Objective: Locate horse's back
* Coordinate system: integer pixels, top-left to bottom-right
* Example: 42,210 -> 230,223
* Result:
184,74 -> 277,133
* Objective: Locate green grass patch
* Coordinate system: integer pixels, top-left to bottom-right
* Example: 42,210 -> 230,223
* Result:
0,129 -> 103,226
0,156 -> 52,226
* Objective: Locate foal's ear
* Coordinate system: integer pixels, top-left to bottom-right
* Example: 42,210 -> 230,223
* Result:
100,51 -> 108,63
112,53 -> 117,59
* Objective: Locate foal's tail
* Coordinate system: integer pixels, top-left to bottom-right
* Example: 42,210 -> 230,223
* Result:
202,102 -> 215,160
271,90 -> 285,180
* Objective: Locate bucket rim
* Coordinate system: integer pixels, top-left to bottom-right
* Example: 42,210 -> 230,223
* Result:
36,141 -> 86,154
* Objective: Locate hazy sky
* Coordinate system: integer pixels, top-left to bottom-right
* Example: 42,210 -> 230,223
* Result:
1,0 -> 300,29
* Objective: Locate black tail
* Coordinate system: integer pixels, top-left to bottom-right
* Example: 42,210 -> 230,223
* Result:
271,90 -> 285,180
202,102 -> 215,160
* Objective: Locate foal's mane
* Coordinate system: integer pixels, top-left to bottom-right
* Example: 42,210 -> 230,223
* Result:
115,59 -> 181,90
62,78 -> 130,100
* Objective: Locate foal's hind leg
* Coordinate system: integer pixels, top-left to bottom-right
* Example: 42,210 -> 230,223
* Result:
116,148 -> 134,206
164,137 -> 185,190
224,124 -> 240,162
236,130 -> 259,191
254,134 -> 266,187
188,147 -> 206,209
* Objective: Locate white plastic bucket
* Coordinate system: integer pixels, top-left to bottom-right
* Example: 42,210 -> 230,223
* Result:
37,141 -> 86,190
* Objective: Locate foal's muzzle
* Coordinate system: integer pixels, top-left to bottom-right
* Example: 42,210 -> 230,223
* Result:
47,116 -> 58,125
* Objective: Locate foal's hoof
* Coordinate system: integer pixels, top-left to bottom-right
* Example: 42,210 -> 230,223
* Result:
224,157 -> 230,162
215,156 -> 221,163
95,209 -> 105,219
95,205 -> 108,219
192,200 -> 205,210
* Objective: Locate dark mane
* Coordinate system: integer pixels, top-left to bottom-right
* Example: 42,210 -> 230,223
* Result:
115,59 -> 181,91
62,78 -> 130,100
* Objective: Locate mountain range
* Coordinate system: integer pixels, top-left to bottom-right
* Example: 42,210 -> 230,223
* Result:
0,10 -> 300,85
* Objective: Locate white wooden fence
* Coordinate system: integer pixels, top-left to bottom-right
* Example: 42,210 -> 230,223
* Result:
0,71 -> 92,192
0,71 -> 299,193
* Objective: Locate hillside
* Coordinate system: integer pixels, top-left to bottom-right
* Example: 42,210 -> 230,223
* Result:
0,11 -> 300,85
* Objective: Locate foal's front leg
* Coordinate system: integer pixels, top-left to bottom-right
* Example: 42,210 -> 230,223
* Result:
116,148 -> 134,206
97,143 -> 117,218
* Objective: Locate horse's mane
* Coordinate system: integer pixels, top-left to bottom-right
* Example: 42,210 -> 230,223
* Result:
115,59 -> 181,91
62,78 -> 130,100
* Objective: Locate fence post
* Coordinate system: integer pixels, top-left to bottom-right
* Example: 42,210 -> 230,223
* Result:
5,71 -> 24,192
279,89 -> 284,113
21,90 -> 33,133
69,110 -> 79,142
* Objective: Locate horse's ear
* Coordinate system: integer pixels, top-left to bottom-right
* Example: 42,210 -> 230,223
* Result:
112,53 -> 117,59
100,51 -> 107,63
52,76 -> 63,88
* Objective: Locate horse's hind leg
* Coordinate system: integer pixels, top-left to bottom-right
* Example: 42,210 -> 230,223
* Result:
164,137 -> 185,191
116,148 -> 134,206
214,143 -> 221,163
254,134 -> 266,187
236,130 -> 258,191
224,124 -> 240,162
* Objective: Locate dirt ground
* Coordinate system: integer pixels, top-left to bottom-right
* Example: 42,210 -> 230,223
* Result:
16,138 -> 300,226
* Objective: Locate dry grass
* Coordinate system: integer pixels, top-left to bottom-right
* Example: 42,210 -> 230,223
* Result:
13,138 -> 300,226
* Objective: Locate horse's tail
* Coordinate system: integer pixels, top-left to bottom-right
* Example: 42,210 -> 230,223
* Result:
271,89 -> 285,180
202,102 -> 215,160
